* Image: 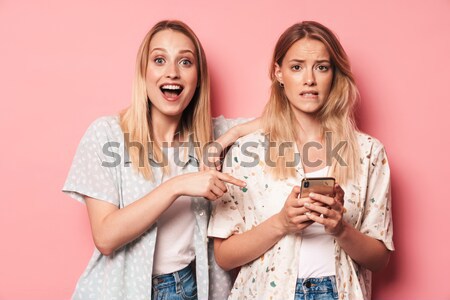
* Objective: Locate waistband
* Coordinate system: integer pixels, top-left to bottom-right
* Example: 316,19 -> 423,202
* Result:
296,275 -> 337,292
152,265 -> 193,287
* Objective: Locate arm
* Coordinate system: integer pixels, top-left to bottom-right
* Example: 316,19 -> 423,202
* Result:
215,117 -> 261,150
305,193 -> 390,272
203,118 -> 262,170
304,144 -> 393,272
334,223 -> 390,272
213,186 -> 314,271
87,170 -> 246,256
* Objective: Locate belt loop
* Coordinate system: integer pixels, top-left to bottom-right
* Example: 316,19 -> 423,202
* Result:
174,270 -> 182,294
330,275 -> 338,295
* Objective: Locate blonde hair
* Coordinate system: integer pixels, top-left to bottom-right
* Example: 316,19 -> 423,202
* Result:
262,21 -> 360,184
120,20 -> 211,180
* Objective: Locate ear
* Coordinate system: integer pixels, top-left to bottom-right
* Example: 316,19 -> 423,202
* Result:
274,63 -> 283,85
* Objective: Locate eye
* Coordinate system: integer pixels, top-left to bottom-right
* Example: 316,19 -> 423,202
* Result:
180,59 -> 193,66
317,65 -> 330,71
291,65 -> 301,71
154,57 -> 165,65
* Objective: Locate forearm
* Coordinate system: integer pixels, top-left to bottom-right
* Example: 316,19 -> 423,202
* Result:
335,222 -> 391,272
215,117 -> 261,149
88,176 -> 183,255
214,214 -> 286,271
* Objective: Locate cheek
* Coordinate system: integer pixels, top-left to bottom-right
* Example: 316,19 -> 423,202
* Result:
145,69 -> 159,86
321,75 -> 333,95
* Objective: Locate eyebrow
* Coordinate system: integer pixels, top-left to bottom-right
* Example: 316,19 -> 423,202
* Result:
288,59 -> 331,64
150,48 -> 195,55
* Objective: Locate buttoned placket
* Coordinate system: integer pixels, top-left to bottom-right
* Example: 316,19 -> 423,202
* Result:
148,150 -> 210,300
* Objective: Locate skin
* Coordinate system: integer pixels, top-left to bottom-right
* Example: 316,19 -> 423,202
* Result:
202,117 -> 262,171
85,30 -> 246,256
146,29 -> 198,142
214,38 -> 390,273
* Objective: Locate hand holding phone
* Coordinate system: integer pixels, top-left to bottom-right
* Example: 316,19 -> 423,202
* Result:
299,177 -> 335,198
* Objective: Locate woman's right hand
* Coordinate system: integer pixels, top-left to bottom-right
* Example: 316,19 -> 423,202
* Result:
173,170 -> 246,201
274,186 -> 318,235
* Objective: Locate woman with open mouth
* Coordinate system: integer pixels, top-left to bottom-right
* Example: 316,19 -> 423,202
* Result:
63,20 -> 259,300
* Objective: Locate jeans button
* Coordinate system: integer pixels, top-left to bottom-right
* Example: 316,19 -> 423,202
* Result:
304,280 -> 311,288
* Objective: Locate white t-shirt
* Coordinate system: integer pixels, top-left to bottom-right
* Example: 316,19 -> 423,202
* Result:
297,166 -> 336,278
152,147 -> 196,275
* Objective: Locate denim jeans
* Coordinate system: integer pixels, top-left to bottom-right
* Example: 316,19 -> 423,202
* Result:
295,275 -> 338,300
151,265 -> 197,300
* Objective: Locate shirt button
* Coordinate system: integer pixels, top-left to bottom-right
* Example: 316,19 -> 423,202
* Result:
199,211 -> 205,216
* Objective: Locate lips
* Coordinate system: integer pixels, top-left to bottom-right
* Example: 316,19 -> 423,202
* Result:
300,90 -> 319,99
300,90 -> 319,96
160,84 -> 183,100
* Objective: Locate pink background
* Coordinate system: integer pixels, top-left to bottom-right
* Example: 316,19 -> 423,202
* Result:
1,0 -> 449,299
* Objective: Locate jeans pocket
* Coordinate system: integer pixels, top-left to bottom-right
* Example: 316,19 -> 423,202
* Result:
152,288 -> 168,300
180,272 -> 197,300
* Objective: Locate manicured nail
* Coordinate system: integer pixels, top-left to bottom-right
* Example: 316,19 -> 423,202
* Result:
309,192 -> 316,198
304,202 -> 310,207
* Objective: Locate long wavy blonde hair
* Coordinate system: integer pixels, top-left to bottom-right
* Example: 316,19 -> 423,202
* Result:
120,20 -> 211,181
262,21 -> 360,184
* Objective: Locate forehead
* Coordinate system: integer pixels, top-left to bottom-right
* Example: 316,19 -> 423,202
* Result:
149,29 -> 196,53
284,38 -> 330,60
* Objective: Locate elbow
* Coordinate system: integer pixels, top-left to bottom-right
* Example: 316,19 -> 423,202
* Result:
369,249 -> 391,272
96,245 -> 114,257
214,254 -> 234,272
93,235 -> 116,256
213,239 -> 235,271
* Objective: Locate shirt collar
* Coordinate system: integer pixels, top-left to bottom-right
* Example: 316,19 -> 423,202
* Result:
148,149 -> 199,168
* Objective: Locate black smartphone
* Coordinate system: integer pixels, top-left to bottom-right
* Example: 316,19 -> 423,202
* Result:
299,177 -> 335,198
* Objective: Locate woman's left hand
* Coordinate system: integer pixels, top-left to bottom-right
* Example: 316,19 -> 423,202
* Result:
304,184 -> 347,236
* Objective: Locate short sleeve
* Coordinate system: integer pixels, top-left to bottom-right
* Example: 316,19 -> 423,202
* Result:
62,117 -> 121,206
360,143 -> 394,251
208,144 -> 246,239
212,115 -> 252,140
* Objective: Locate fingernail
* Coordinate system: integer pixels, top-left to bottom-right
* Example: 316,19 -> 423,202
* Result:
309,192 -> 315,198
305,212 -> 311,217
304,202 -> 310,207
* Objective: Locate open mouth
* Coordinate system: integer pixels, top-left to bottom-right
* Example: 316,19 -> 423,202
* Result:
300,91 -> 319,96
160,84 -> 183,98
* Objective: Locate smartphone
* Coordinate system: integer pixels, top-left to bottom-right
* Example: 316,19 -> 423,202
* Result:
300,177 -> 335,198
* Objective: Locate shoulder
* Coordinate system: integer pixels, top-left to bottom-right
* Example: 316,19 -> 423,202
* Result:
222,130 -> 266,172
356,131 -> 389,165
356,131 -> 386,153
88,115 -> 121,132
234,129 -> 266,146
84,115 -> 123,141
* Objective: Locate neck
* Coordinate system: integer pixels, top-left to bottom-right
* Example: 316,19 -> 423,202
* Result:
150,109 -> 182,144
293,111 -> 322,143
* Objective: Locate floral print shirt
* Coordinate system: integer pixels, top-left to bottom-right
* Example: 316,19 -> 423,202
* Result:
208,130 -> 394,300
63,115 -> 246,300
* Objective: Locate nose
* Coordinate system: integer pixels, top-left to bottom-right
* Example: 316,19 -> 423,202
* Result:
304,69 -> 316,86
165,61 -> 180,79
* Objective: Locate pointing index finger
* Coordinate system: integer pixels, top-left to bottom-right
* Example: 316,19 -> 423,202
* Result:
218,172 -> 247,187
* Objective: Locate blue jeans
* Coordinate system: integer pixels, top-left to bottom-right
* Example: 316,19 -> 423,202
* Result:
151,265 -> 197,300
295,276 -> 338,300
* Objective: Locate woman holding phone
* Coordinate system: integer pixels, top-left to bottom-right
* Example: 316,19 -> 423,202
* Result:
208,21 -> 394,299
63,20 -> 258,300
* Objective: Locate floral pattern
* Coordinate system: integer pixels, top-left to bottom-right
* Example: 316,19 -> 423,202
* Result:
208,130 -> 394,300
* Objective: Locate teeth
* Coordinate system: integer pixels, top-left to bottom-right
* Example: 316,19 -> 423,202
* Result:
161,85 -> 182,90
